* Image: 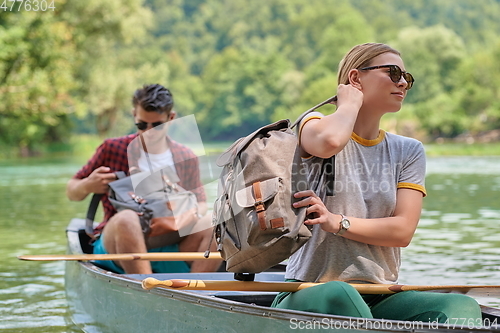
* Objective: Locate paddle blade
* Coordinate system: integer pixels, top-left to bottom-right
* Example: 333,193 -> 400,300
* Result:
353,284 -> 500,297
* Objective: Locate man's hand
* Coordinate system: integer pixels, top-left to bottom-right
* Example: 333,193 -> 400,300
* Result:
84,167 -> 117,194
66,166 -> 116,201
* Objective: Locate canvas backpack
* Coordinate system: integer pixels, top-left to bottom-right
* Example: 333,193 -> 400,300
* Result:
210,95 -> 337,280
85,166 -> 198,249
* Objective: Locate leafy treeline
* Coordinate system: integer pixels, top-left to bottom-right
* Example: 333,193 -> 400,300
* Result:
1,0 -> 500,154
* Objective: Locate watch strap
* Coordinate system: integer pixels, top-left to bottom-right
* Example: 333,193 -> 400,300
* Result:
334,214 -> 349,236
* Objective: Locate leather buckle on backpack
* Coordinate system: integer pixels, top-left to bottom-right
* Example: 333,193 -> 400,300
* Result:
254,200 -> 265,212
254,200 -> 267,230
252,182 -> 267,230
129,192 -> 146,204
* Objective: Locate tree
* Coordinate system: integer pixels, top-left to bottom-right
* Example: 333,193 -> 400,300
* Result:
59,0 -> 166,137
452,42 -> 500,133
392,25 -> 467,138
197,46 -> 293,139
0,0 -> 164,154
0,11 -> 76,155
4,0 -> 500,150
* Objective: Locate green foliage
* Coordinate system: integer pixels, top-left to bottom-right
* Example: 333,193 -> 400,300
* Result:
1,0 -> 500,154
58,0 -> 166,137
197,46 -> 293,138
0,0 -> 170,155
0,11 -> 76,153
351,0 -> 500,49
452,42 -> 500,132
394,25 -> 466,104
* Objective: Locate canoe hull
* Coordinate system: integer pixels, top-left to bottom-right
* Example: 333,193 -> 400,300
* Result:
66,261 -> 296,332
64,219 -> 500,333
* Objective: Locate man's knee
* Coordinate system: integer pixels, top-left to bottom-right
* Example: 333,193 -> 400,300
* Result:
106,210 -> 140,230
103,210 -> 142,243
178,227 -> 213,252
102,210 -> 146,254
189,227 -> 213,242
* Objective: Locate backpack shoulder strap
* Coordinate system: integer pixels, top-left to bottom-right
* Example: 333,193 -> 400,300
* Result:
290,95 -> 337,129
84,171 -> 127,239
85,193 -> 103,239
322,155 -> 335,196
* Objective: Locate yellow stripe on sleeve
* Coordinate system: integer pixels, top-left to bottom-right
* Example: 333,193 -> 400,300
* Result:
297,115 -> 323,158
298,115 -> 323,142
397,182 -> 427,197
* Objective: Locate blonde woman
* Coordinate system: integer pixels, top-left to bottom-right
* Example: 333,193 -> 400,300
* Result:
272,43 -> 481,322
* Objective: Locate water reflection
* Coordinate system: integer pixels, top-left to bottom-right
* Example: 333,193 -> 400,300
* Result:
400,157 -> 500,308
0,156 -> 499,332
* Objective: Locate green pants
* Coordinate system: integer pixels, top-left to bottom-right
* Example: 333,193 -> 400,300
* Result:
271,281 -> 482,322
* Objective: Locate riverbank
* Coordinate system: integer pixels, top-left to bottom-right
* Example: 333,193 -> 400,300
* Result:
424,142 -> 500,157
0,135 -> 234,161
2,135 -> 500,160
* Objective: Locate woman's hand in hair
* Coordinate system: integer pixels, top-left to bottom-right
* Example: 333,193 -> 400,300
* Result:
336,84 -> 363,111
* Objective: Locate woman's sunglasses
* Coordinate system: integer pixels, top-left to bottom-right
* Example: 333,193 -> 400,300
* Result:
360,64 -> 414,90
135,121 -> 166,131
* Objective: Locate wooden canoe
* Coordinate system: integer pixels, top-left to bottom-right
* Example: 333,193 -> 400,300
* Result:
64,219 -> 500,333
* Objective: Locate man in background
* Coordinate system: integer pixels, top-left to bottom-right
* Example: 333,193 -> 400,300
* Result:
66,84 -> 220,274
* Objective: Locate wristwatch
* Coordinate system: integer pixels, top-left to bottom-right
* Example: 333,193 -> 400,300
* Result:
334,214 -> 350,236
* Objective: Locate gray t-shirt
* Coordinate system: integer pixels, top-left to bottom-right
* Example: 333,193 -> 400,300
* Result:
286,112 -> 426,284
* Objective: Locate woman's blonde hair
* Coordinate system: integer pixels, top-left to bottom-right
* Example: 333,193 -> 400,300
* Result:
337,43 -> 401,85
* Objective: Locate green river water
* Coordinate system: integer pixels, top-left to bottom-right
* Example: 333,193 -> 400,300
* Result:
0,155 -> 499,332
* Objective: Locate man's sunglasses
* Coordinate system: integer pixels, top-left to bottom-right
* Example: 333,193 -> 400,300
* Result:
135,121 -> 166,131
359,64 -> 414,90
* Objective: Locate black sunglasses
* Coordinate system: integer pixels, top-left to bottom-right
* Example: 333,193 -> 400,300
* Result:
135,121 -> 166,131
359,64 -> 414,90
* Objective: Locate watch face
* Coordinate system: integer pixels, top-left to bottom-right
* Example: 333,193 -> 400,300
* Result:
341,219 -> 350,229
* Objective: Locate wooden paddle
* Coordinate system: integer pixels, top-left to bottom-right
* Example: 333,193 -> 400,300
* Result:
17,252 -> 222,261
142,278 -> 500,297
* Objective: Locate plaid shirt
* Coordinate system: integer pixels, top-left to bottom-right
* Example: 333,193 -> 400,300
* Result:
73,133 -> 206,231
